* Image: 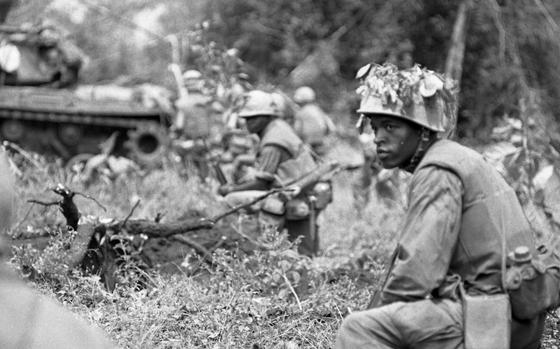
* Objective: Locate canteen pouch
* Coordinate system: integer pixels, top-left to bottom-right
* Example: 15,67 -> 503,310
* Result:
462,291 -> 511,349
261,193 -> 286,216
309,181 -> 333,210
505,246 -> 560,320
285,198 -> 310,220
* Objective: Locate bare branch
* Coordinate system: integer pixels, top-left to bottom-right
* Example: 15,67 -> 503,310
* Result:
120,199 -> 141,229
172,235 -> 214,264
27,199 -> 59,207
282,273 -> 302,311
74,191 -> 107,212
11,204 -> 34,234
210,188 -> 288,223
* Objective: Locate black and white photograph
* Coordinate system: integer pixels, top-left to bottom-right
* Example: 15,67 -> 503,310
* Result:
0,0 -> 558,348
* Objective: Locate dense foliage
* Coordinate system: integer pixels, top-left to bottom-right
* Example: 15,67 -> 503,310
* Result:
6,0 -> 560,140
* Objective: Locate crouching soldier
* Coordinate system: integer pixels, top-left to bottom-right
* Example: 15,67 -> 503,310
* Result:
0,150 -> 116,349
335,64 -> 544,348
218,90 -> 327,256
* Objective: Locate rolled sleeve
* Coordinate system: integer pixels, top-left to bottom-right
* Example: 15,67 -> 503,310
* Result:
254,145 -> 290,182
381,166 -> 463,304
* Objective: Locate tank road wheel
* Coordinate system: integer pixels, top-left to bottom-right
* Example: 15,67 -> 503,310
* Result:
125,124 -> 169,167
58,124 -> 83,147
1,119 -> 25,141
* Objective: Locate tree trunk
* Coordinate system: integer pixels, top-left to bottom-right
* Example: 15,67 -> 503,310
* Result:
445,0 -> 471,86
444,0 -> 472,138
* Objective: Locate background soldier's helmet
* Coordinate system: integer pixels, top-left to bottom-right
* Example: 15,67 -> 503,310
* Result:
182,69 -> 202,81
293,86 -> 316,104
237,90 -> 281,118
356,63 -> 457,134
271,91 -> 296,121
182,69 -> 204,91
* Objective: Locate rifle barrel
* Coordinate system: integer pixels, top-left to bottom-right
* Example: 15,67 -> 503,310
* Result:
213,163 -> 228,185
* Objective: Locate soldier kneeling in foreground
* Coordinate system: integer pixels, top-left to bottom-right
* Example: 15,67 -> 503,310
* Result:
335,64 -> 544,348
218,90 -> 324,256
0,150 -> 116,349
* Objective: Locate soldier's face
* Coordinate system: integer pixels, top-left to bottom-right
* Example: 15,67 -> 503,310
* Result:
244,115 -> 270,134
369,115 -> 421,169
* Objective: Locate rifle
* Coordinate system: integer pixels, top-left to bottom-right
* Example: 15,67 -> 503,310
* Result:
211,161 -> 359,222
283,161 -> 339,196
212,161 -> 228,186
210,188 -> 295,223
284,161 -> 360,198
367,248 -> 398,309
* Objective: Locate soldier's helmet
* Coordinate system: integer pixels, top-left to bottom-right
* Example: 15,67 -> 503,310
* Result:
183,69 -> 204,91
183,69 -> 202,80
356,63 -> 457,134
237,90 -> 281,118
271,91 -> 296,121
294,86 -> 316,104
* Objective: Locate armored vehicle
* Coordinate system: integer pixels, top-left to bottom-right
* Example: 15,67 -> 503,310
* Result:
0,0 -> 172,166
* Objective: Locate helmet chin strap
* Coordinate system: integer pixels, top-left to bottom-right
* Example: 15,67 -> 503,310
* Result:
401,128 -> 435,173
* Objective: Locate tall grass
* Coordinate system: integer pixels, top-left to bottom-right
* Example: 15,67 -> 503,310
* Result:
6,143 -> 559,348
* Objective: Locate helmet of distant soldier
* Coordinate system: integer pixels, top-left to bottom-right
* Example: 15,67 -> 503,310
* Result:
237,90 -> 281,118
293,86 -> 316,104
270,92 -> 295,120
182,69 -> 204,91
182,69 -> 202,81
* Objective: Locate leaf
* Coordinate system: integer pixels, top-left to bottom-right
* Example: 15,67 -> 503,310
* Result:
356,63 -> 372,79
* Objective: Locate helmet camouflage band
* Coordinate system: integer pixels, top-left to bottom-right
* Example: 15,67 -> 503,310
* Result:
236,90 -> 281,118
355,63 -> 458,134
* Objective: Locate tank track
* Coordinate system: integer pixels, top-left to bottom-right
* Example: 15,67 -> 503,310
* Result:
0,108 -> 163,129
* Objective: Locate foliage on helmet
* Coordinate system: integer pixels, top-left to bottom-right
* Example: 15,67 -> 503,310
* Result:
356,63 -> 458,134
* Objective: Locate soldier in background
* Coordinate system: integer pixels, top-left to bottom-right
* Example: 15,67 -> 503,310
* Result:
0,150 -> 116,349
293,86 -> 336,158
218,128 -> 258,184
218,90 -> 322,256
222,73 -> 253,130
271,90 -> 297,126
174,69 -> 213,139
173,70 -> 216,178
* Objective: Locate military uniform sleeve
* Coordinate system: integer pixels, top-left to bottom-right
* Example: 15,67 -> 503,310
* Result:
254,145 -> 290,182
380,166 -> 463,305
